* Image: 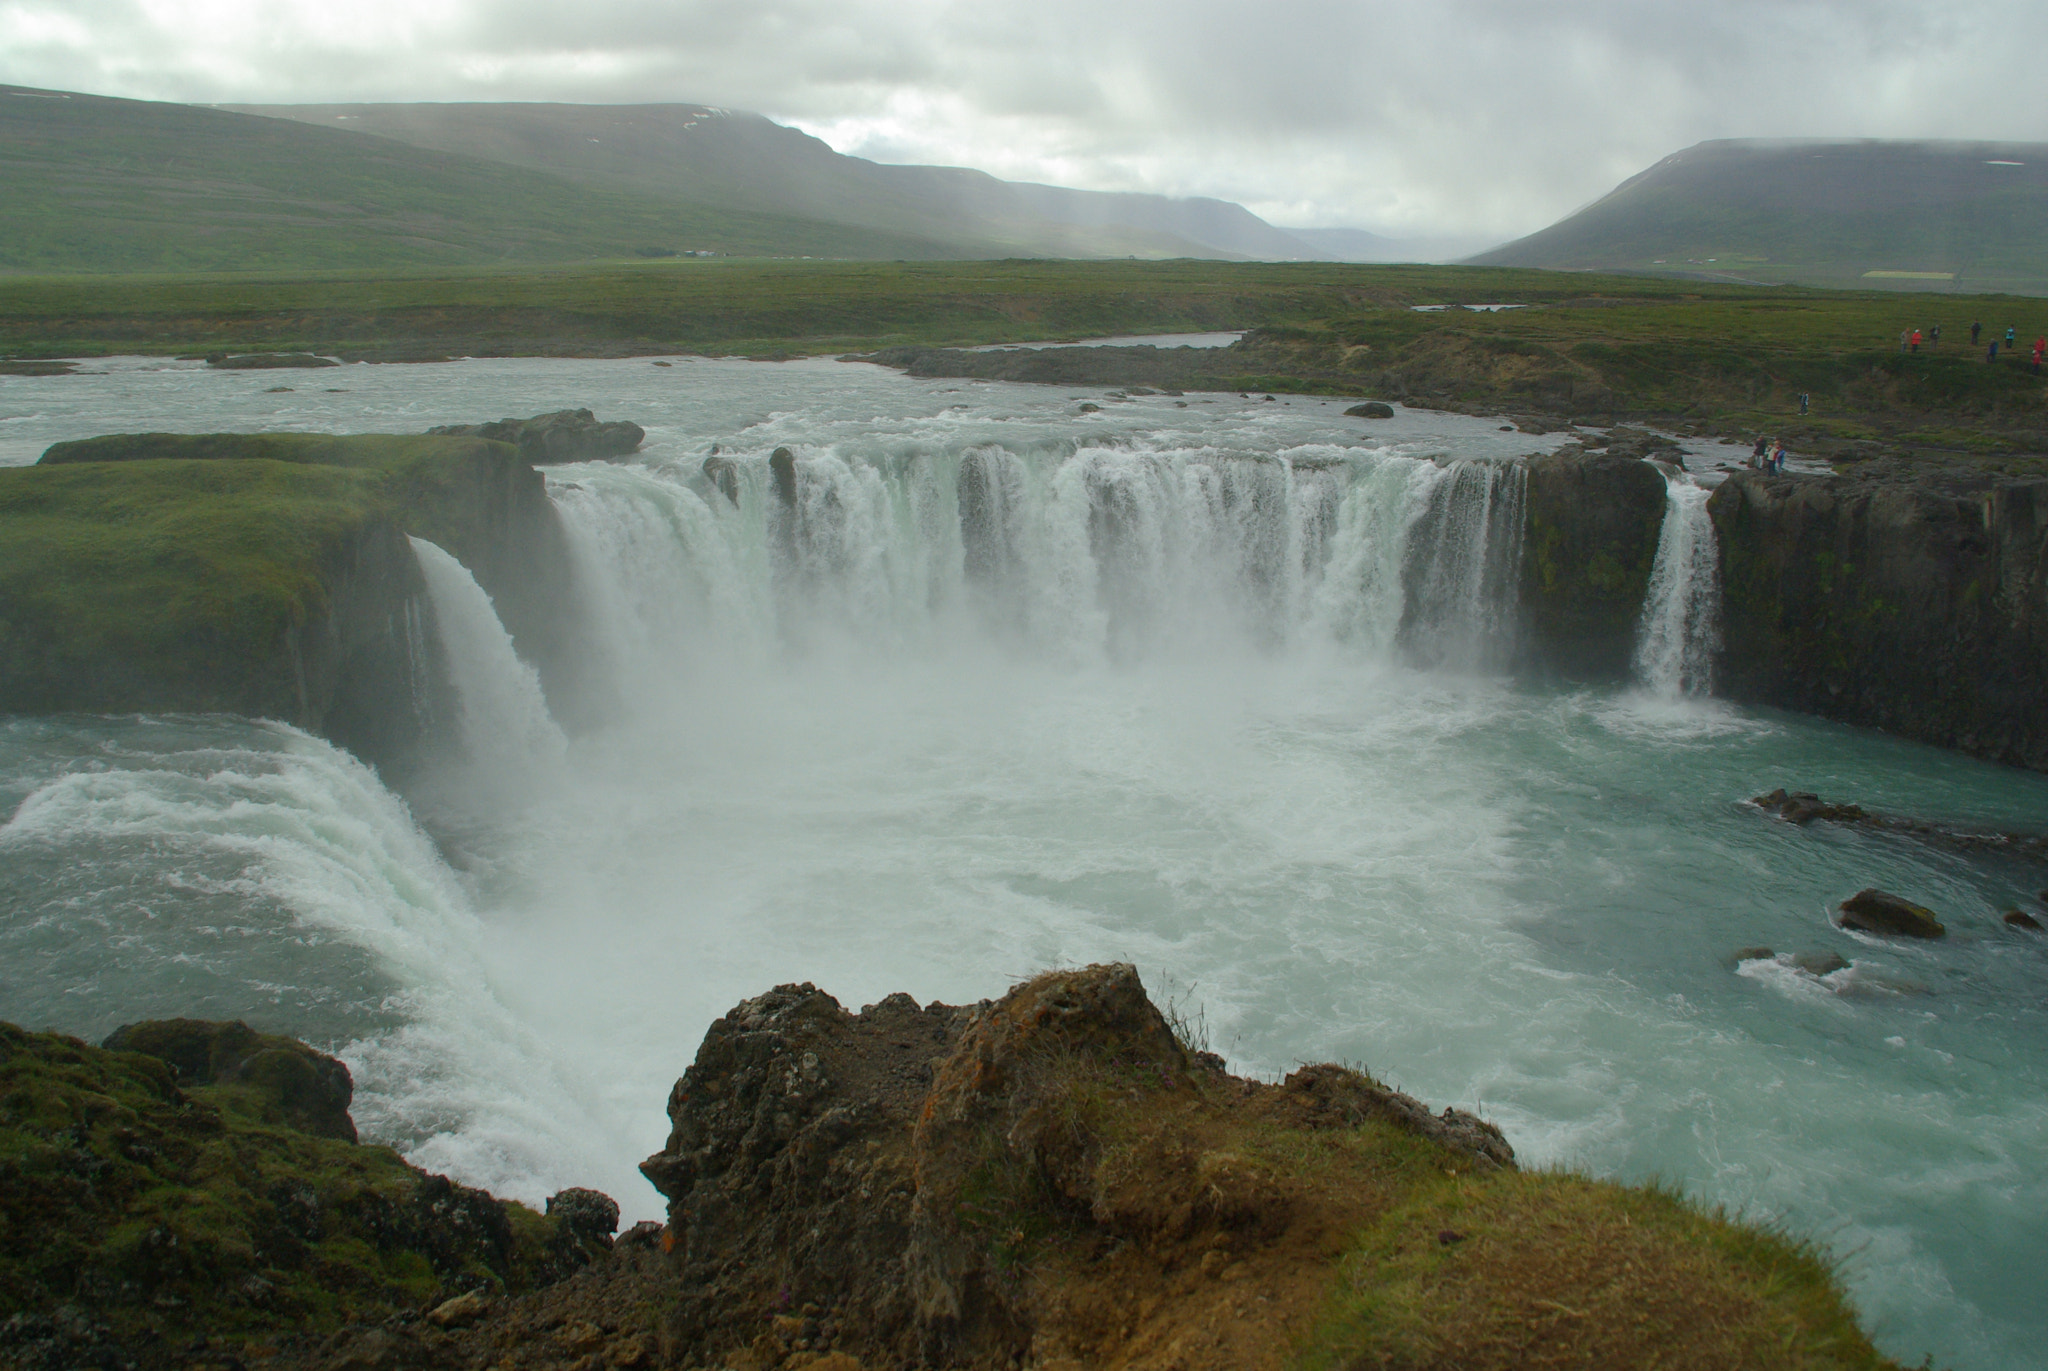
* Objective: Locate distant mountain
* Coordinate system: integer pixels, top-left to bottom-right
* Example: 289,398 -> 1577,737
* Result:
1279,227 -> 1499,263
1469,139 -> 2048,294
0,84 -> 959,272
226,102 -> 1319,261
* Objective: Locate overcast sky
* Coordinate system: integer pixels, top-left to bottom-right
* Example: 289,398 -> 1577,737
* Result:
5,0 -> 2045,243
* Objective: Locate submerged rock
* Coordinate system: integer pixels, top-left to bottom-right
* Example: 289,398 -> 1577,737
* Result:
1837,888 -> 1947,939
2004,910 -> 2044,931
1753,789 -> 1866,824
1345,401 -> 1396,418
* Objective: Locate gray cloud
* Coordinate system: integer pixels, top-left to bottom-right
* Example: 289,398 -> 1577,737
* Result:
4,0 -> 2044,242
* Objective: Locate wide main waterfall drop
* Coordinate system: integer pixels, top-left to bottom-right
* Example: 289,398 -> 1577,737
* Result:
548,440 -> 1533,674
1634,472 -> 1722,695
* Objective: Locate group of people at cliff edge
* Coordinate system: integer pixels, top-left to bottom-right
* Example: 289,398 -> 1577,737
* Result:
1749,434 -> 1789,473
1904,322 -> 2046,370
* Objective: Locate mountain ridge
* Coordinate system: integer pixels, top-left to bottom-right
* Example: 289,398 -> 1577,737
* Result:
1469,137 -> 2048,294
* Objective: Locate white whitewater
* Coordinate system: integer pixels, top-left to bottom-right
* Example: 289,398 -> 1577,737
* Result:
408,537 -> 567,778
1634,473 -> 1721,695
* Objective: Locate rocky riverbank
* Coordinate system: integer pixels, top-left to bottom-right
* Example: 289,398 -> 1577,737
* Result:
0,967 -> 1904,1370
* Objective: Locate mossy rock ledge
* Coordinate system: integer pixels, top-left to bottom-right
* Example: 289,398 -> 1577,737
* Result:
0,432 -> 588,772
0,1019 -> 614,1368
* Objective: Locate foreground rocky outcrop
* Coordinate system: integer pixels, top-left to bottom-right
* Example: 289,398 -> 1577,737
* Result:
0,1020 -> 612,1369
1,970 -> 1902,1371
1711,463 -> 2048,770
1,432 -> 591,772
615,963 -> 1893,1371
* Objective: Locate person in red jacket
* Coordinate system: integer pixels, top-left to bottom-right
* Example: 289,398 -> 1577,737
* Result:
2035,336 -> 2045,374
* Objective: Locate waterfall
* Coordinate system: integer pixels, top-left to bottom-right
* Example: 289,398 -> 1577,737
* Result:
1633,474 -> 1722,696
408,537 -> 568,776
1398,459 -> 1527,672
545,443 -> 1530,679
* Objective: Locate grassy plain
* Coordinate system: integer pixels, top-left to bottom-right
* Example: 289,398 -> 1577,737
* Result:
3,258 -> 2044,456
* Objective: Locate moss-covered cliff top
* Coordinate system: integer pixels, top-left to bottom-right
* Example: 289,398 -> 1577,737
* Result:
0,433 -> 529,716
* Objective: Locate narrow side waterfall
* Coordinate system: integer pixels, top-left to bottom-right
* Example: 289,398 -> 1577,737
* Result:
1633,474 -> 1722,695
408,537 -> 568,775
546,442 -> 1530,676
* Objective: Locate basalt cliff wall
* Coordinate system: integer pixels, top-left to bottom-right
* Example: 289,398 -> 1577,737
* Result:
1709,463 -> 2048,770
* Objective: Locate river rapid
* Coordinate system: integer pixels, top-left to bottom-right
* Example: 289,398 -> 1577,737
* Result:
3,355 -> 2045,1368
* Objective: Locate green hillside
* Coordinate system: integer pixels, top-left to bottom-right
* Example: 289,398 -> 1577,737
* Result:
1470,139 -> 2048,296
0,84 -> 970,273
224,101 -> 1310,261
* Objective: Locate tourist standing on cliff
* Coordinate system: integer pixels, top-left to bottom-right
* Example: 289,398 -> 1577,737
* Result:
1989,340 -> 2000,362
1910,329 -> 1922,353
1751,435 -> 1767,467
1899,329 -> 1909,353
2007,326 -> 2018,352
2034,337 -> 2045,374
1972,321 -> 1983,344
1931,324 -> 1942,349
1771,440 -> 1788,473
1799,392 -> 1810,415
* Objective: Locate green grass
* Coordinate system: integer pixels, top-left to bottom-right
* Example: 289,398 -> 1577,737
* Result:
0,434 -> 519,715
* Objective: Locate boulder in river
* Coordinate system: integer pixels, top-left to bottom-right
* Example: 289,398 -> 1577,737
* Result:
1345,401 -> 1396,418
1836,888 -> 1946,939
1753,789 -> 1866,824
2004,910 -> 2044,931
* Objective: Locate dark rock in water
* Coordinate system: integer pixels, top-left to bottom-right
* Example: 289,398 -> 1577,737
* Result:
1836,888 -> 1946,939
1790,952 -> 1851,976
1077,402 -> 1101,413
1753,789 -> 1866,824
205,352 -> 338,369
1750,788 -> 2048,861
0,359 -> 77,376
545,1187 -> 620,1247
1346,402 -> 1396,418
1731,945 -> 1775,963
702,455 -> 740,505
769,446 -> 797,506
2005,909 -> 2044,930
429,408 -> 644,463
102,1017 -> 358,1142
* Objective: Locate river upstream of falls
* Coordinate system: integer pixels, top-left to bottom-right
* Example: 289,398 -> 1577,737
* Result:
4,356 -> 2047,1368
